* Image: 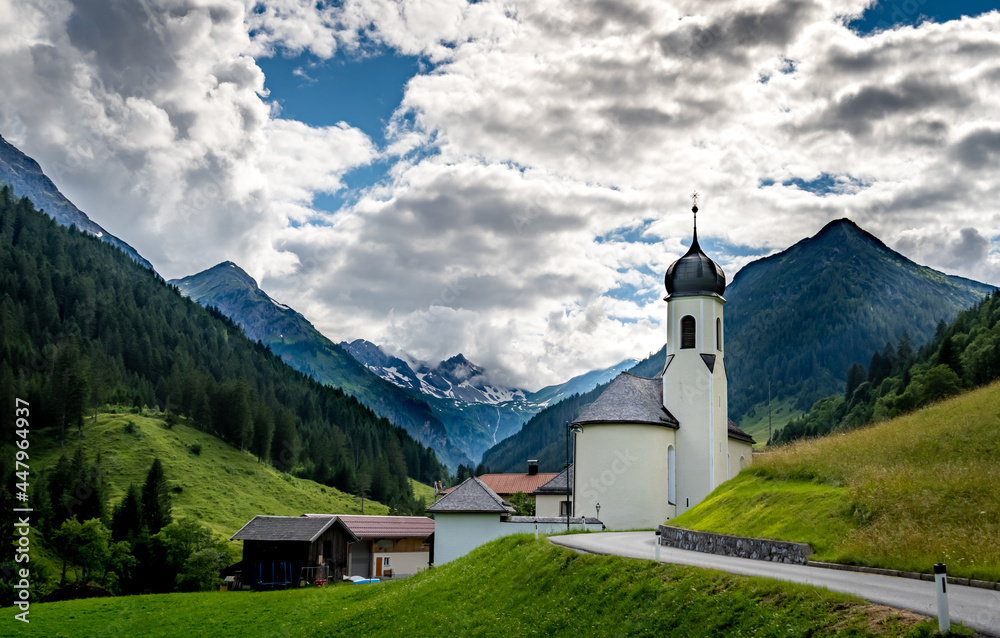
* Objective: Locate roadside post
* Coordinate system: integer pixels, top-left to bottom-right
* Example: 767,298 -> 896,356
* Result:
654,530 -> 661,562
934,563 -> 950,633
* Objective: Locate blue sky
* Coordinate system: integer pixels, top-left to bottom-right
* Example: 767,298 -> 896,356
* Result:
849,0 -> 999,34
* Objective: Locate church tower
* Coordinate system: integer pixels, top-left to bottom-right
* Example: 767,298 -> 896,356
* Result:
662,196 -> 729,515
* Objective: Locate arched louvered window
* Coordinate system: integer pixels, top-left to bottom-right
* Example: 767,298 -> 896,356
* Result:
681,316 -> 696,349
716,317 -> 722,351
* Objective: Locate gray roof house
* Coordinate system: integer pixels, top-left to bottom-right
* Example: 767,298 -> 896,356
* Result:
428,477 -> 515,514
428,476 -> 602,566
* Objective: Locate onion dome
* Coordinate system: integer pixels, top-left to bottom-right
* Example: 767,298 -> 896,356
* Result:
664,203 -> 726,298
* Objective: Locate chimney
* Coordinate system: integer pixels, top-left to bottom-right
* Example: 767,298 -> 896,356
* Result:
527,460 -> 539,475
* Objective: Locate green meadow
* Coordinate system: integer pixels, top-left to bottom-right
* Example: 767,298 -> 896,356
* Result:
33,411 -> 389,542
672,381 -> 1000,581
16,535 -> 948,638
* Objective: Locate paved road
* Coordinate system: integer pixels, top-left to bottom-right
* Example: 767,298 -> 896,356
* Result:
549,532 -> 1000,637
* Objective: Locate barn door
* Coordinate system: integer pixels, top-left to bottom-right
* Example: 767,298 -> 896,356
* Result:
350,543 -> 371,577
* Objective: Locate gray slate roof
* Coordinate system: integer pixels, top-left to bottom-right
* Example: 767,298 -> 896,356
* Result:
574,373 -> 678,427
230,515 -> 342,542
534,465 -> 573,495
427,477 -> 515,514
728,419 -> 756,444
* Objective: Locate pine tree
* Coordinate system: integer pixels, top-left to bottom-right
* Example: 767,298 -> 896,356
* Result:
270,407 -> 298,472
896,331 -> 915,370
937,336 -> 963,377
75,452 -> 107,523
111,483 -> 144,543
844,363 -> 867,401
141,458 -> 171,534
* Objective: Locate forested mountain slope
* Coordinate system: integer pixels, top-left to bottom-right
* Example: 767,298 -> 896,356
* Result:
0,186 -> 445,511
724,219 -> 992,423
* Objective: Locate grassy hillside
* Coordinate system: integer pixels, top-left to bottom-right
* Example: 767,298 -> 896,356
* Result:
17,535 -> 943,638
671,381 -> 1000,581
408,478 -> 436,507
34,411 -> 387,540
735,395 -> 803,447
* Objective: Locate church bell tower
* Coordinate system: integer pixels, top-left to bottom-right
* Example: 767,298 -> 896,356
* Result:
662,194 -> 729,515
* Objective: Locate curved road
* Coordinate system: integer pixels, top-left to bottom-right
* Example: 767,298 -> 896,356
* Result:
549,532 -> 1000,637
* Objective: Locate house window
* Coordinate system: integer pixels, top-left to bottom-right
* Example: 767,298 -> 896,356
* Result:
559,500 -> 571,516
383,557 -> 391,567
681,316 -> 696,349
716,318 -> 722,351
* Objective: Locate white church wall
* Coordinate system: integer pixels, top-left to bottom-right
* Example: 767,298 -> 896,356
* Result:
727,438 -> 754,477
574,423 -> 676,530
663,294 -> 728,516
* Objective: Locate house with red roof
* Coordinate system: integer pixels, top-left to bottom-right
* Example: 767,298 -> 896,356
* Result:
440,460 -> 561,509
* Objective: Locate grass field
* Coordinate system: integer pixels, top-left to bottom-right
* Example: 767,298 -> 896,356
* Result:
737,395 -> 804,448
34,411 -> 388,540
672,381 -> 1000,581
16,535 -> 949,638
408,478 -> 437,507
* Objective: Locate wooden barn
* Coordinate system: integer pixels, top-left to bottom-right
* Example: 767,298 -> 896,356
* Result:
230,514 -> 434,588
230,515 -> 353,588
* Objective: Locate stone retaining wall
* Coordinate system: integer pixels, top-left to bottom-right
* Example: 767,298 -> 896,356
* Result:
657,525 -> 812,564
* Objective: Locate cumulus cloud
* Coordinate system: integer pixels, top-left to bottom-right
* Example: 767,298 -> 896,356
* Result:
2,0 -> 1000,389
894,227 -> 1000,285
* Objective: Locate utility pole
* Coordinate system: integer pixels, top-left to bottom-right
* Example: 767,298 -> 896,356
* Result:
768,380 -> 772,445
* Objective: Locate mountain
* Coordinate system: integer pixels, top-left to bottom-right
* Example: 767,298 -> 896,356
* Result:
171,262 -> 641,464
0,133 -> 153,270
168,262 -> 471,469
0,186 -> 446,514
723,218 -> 994,431
480,218 -> 993,468
773,288 -> 1000,445
342,336 -> 638,409
339,340 -> 649,460
340,340 -> 528,404
528,356 -> 641,406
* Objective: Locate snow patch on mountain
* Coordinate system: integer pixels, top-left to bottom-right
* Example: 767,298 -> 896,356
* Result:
339,340 -> 528,405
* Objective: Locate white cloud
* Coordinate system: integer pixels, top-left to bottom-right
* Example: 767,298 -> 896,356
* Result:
2,0 -> 1000,390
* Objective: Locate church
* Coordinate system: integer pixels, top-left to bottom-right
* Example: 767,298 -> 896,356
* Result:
571,200 -> 755,531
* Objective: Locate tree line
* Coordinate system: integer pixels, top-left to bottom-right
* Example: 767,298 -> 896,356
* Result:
772,288 -> 1000,445
0,451 -> 231,603
0,186 -> 445,517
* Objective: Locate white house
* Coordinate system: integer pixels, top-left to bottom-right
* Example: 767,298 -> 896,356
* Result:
572,201 -> 755,531
533,466 -> 572,518
428,476 -> 602,565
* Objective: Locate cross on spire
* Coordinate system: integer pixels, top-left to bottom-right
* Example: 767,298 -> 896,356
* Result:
690,191 -> 699,239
